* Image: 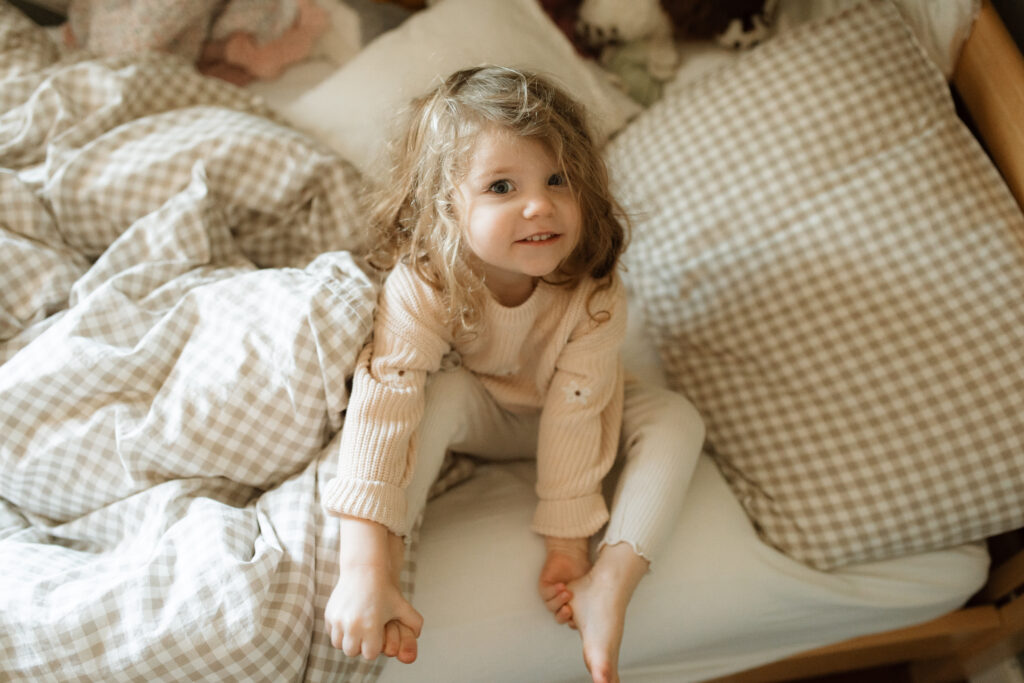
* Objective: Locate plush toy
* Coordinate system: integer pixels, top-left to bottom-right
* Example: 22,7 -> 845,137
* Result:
575,0 -> 677,104
573,0 -> 776,104
662,0 -> 776,48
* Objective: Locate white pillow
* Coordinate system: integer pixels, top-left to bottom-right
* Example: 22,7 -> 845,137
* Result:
282,0 -> 642,179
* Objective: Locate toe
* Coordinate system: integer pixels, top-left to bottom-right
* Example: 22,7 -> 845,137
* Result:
383,621 -> 400,657
396,623 -> 418,664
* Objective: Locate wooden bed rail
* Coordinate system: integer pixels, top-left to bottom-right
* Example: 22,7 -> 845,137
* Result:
954,0 -> 1024,213
706,548 -> 1024,682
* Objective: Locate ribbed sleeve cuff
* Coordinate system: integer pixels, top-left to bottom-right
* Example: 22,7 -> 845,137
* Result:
530,493 -> 609,539
322,476 -> 408,535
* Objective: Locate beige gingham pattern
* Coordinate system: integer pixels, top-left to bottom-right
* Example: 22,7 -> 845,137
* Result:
606,0 -> 1024,570
0,6 -> 417,681
66,0 -> 299,61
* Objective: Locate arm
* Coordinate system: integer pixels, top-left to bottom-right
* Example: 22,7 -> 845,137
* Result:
323,339 -> 430,661
533,278 -> 628,622
532,278 -> 628,540
322,266 -> 449,659
322,265 -> 451,536
324,515 -> 423,661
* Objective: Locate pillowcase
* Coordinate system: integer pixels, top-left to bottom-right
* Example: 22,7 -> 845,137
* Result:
282,0 -> 641,179
606,0 -> 1024,570
774,0 -> 980,78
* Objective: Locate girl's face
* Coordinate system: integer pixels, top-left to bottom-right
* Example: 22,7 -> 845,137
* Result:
455,127 -> 581,306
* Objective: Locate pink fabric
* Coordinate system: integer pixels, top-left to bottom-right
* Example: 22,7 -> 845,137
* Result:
323,263 -> 628,540
64,0 -> 328,84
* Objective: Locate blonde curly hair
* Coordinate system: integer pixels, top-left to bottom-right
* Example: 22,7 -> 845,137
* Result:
366,65 -> 629,332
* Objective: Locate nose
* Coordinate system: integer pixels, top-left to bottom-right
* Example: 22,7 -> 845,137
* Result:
522,191 -> 555,220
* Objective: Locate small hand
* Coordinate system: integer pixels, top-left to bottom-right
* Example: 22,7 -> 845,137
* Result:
325,564 -> 424,661
538,536 -> 591,628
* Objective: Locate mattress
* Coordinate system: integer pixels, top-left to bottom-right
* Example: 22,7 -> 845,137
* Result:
374,302 -> 990,682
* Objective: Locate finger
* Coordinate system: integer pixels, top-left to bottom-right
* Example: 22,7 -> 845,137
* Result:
397,602 -> 424,637
328,623 -> 344,650
396,622 -> 418,664
544,589 -> 572,613
341,633 -> 361,658
361,631 -> 384,661
538,581 -> 566,601
383,621 -> 401,658
555,604 -> 574,625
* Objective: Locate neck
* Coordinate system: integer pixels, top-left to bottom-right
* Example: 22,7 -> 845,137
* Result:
485,274 -> 537,307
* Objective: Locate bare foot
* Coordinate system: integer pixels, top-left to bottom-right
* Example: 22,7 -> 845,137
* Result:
567,542 -> 649,683
538,537 -> 591,626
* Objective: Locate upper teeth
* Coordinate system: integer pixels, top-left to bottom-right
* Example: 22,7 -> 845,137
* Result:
525,234 -> 553,242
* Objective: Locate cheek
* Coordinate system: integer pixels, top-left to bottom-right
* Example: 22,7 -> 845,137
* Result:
460,210 -> 496,257
467,205 -> 506,235
453,197 -> 478,239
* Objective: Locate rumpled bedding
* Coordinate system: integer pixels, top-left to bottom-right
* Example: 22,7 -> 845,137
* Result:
0,5 -> 401,681
63,0 -> 331,84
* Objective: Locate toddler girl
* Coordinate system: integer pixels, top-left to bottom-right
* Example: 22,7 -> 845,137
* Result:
322,65 -> 704,683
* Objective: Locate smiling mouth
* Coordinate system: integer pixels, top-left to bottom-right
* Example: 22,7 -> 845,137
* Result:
518,233 -> 559,243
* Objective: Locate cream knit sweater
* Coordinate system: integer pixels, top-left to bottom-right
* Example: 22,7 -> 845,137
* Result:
322,263 -> 627,539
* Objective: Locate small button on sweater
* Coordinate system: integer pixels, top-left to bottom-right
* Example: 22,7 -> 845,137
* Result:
322,263 -> 626,539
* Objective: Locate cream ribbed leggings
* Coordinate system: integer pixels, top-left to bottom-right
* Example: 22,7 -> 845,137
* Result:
401,367 -> 705,562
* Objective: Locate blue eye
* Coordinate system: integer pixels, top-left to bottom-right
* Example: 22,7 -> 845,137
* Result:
548,173 -> 566,186
489,180 -> 512,194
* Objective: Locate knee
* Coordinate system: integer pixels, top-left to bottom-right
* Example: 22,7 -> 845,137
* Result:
625,383 -> 706,449
666,391 -> 706,446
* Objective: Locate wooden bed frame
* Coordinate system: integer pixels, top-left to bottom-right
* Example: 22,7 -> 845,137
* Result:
710,2 -> 1024,681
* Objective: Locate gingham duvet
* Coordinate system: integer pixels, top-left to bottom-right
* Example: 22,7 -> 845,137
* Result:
0,6 -> 403,681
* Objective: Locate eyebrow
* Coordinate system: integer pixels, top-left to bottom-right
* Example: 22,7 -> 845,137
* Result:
471,166 -> 514,179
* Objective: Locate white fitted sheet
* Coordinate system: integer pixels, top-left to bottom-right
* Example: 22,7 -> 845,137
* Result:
382,456 -> 986,682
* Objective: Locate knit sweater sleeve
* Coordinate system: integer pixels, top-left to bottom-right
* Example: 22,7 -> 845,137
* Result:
532,276 -> 627,539
321,265 -> 451,535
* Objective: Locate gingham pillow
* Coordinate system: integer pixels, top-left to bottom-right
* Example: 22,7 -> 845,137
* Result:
607,0 -> 1024,570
